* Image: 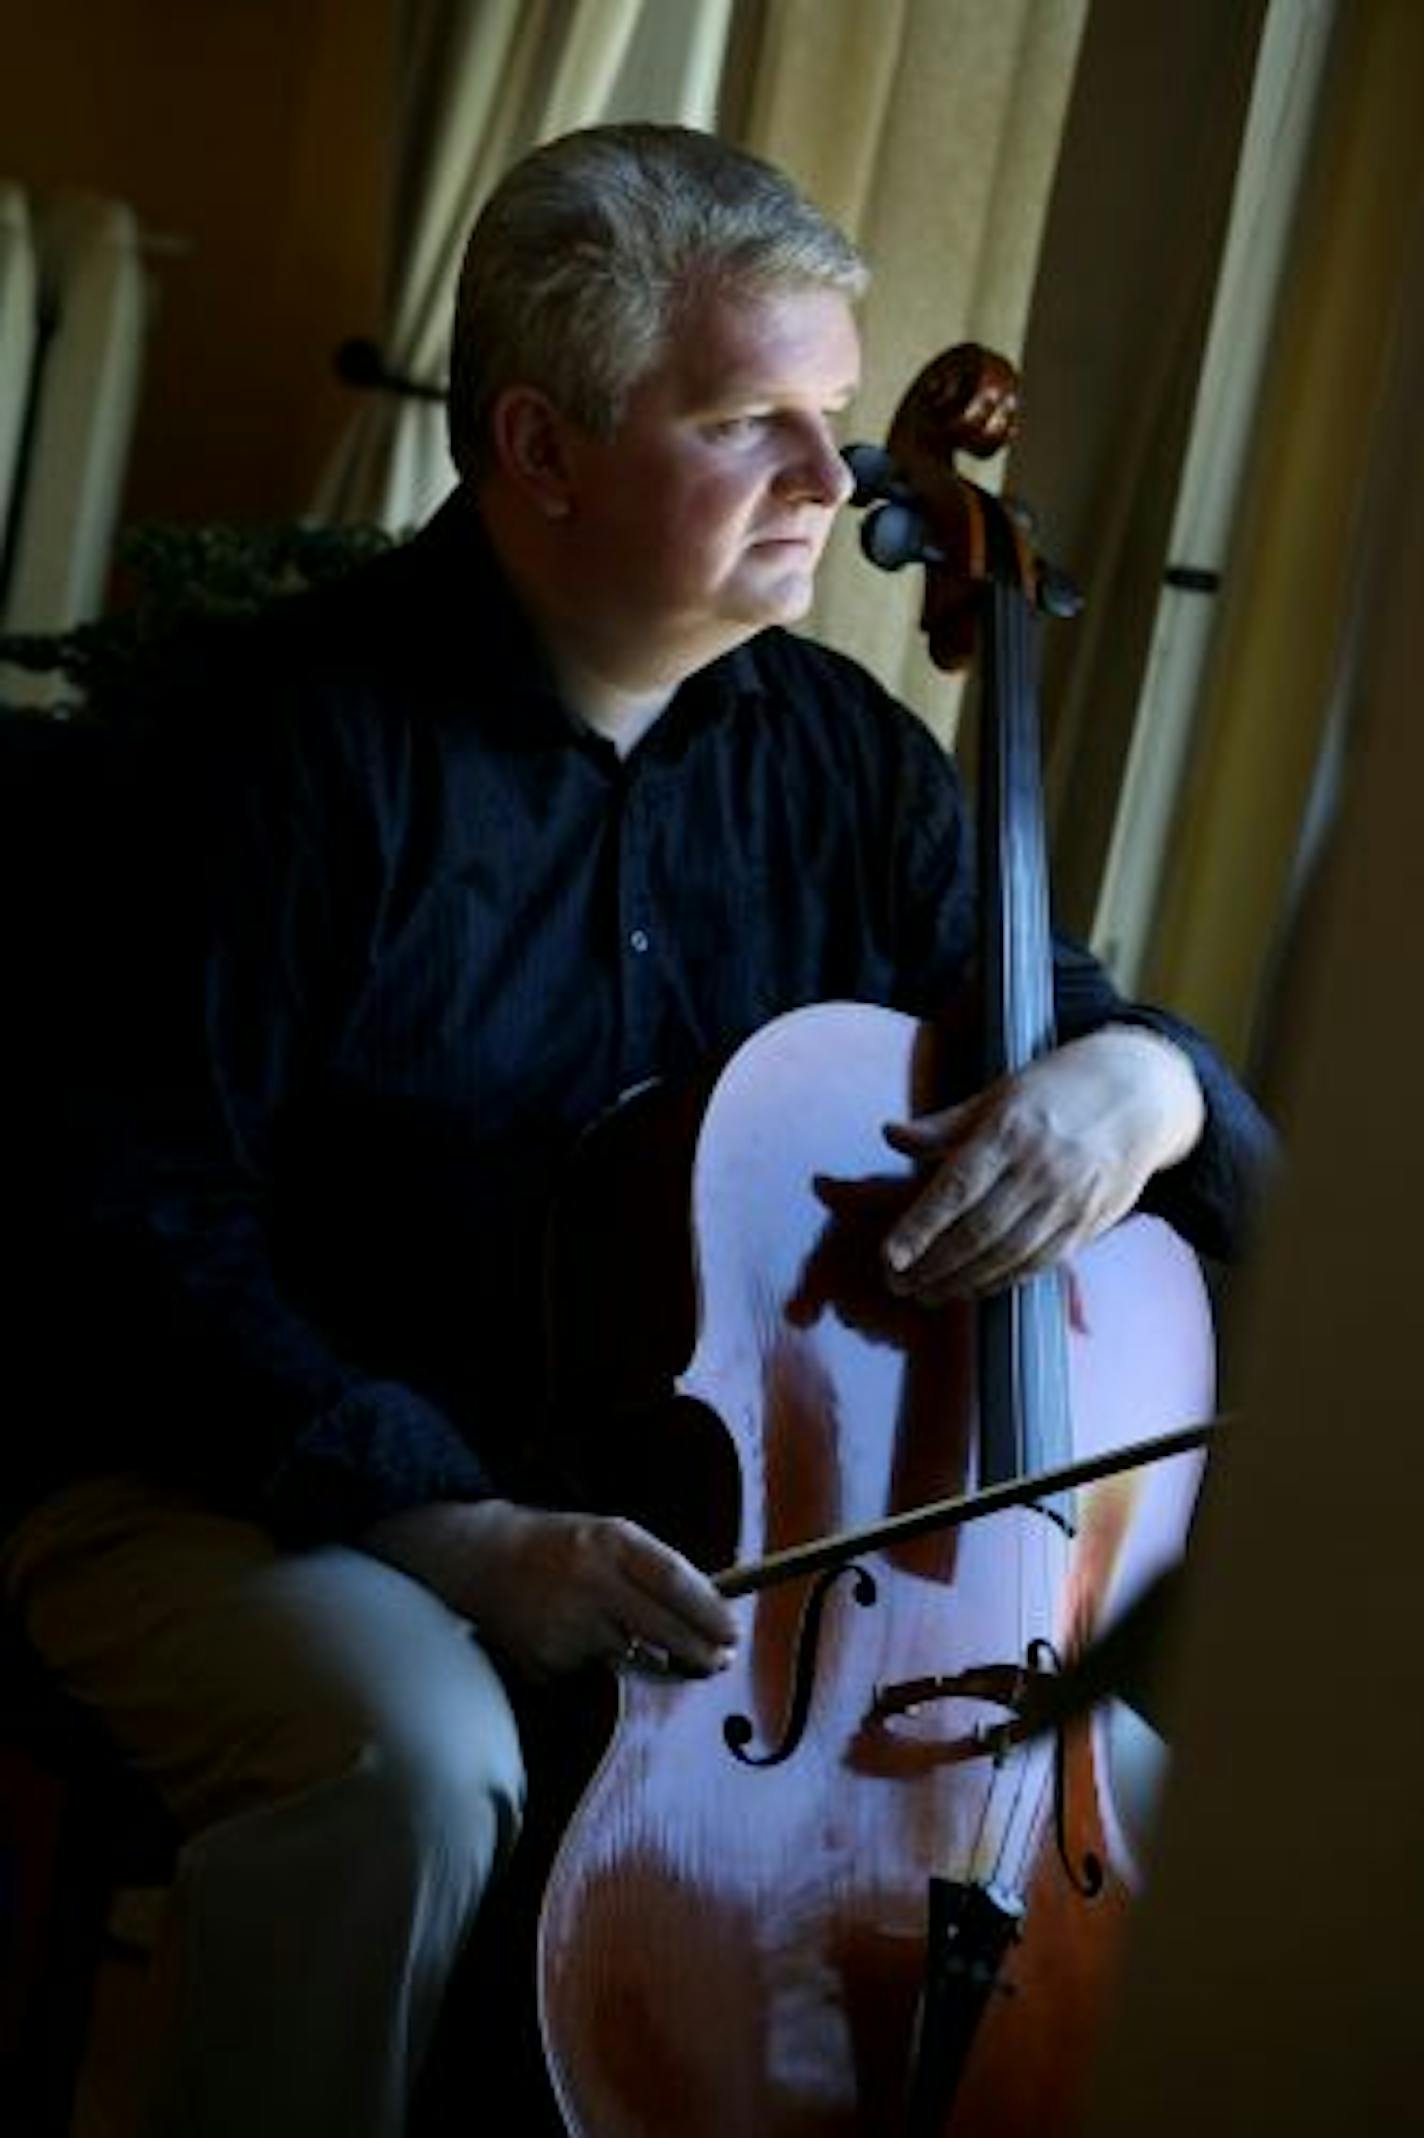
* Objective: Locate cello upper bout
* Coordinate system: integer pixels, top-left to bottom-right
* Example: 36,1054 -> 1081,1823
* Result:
1065,1214 -> 1215,1887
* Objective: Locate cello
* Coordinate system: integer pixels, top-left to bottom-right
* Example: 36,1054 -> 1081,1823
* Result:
533,346 -> 1214,2134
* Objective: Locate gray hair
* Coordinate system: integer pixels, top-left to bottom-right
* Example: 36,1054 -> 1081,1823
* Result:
448,123 -> 867,480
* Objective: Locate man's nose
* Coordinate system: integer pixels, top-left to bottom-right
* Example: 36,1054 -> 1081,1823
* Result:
777,420 -> 854,508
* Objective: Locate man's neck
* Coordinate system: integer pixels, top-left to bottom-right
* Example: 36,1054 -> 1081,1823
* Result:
475,482 -> 735,756
547,650 -> 677,756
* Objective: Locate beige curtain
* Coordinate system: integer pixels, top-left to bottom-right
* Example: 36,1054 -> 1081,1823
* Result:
1006,0 -> 1272,942
1086,0 -> 1335,1002
736,0 -> 1088,739
1144,0 -> 1424,1073
316,0 -> 734,529
0,191 -> 150,702
0,182 -> 37,566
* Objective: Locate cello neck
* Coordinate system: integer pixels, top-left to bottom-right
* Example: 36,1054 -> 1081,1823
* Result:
978,563 -> 1057,1084
844,344 -> 1083,1495
975,521 -> 1073,1493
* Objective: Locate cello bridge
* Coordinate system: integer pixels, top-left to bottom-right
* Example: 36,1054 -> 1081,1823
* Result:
867,1658 -> 1059,1761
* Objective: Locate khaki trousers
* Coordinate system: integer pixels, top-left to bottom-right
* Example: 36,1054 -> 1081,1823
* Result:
2,1475 -> 527,2138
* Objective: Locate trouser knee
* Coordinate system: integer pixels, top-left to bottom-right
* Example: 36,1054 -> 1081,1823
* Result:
364,1686 -> 527,1905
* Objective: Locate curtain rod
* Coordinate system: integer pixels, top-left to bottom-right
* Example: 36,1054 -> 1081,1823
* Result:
333,339 -> 447,401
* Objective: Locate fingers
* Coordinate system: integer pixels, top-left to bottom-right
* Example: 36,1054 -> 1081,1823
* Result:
881,1107 -> 1005,1284
613,1633 -> 677,1677
878,1055 -> 1155,1299
528,1514 -> 736,1680
433,1503 -> 738,1683
881,1093 -> 1031,1292
884,1142 -> 1129,1299
610,1521 -> 738,1676
882,1109 -> 962,1155
880,1188 -> 1069,1299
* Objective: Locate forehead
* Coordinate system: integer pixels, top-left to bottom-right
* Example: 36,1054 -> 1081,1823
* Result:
644,283 -> 862,410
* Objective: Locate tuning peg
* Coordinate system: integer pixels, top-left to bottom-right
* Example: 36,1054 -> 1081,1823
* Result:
860,500 -> 944,573
1036,564 -> 1083,619
841,443 -> 908,508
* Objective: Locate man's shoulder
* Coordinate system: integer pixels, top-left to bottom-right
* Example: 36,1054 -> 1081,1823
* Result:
120,543 -> 405,721
201,520 -> 450,689
744,628 -> 948,766
746,624 -> 887,700
128,503 -> 490,766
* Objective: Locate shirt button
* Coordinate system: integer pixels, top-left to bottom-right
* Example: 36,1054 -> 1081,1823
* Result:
629,928 -> 650,954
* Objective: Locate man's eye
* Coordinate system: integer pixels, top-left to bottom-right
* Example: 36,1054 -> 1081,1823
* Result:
707,414 -> 767,440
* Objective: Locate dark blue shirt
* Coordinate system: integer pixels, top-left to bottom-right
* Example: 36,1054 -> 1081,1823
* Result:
92,488 -> 1271,1541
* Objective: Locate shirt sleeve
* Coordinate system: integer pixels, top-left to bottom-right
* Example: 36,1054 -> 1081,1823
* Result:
97,669 -> 494,1544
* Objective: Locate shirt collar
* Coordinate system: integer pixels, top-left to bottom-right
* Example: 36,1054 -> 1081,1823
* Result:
406,484 -> 772,751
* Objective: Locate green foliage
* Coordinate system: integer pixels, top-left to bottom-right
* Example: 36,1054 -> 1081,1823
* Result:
0,518 -> 400,720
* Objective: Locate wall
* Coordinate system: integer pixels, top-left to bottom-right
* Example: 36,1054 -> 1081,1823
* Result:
0,0 -> 391,534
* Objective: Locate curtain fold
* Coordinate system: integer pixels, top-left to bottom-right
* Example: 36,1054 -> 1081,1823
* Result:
315,0 -> 733,529
1144,0 -> 1424,1070
1083,0 -> 1333,999
1006,0 -> 1272,945
0,192 -> 149,669
0,182 -> 38,570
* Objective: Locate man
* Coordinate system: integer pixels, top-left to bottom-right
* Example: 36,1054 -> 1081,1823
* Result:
2,125 -> 1270,2136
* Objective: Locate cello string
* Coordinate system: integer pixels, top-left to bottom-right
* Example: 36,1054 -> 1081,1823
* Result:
992,1271 -> 1072,1892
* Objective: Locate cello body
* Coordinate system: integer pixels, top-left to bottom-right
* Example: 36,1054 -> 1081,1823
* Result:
538,1000 -> 1213,2135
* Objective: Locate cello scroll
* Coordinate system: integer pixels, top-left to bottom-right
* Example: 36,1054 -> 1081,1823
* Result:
844,343 -> 1081,673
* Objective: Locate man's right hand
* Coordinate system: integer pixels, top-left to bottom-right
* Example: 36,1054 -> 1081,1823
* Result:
360,1498 -> 739,1682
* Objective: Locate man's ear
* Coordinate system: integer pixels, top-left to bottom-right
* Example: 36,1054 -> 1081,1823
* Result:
489,386 -> 575,518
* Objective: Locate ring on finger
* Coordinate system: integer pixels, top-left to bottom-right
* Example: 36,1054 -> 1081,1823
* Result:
618,1634 -> 670,1676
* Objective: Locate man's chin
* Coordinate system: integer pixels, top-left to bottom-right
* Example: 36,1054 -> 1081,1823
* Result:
732,565 -> 819,628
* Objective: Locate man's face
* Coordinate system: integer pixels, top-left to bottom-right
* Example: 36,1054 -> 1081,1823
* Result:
558,283 -> 862,668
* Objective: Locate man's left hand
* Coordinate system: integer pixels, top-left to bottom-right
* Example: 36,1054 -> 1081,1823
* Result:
880,1026 -> 1204,1302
